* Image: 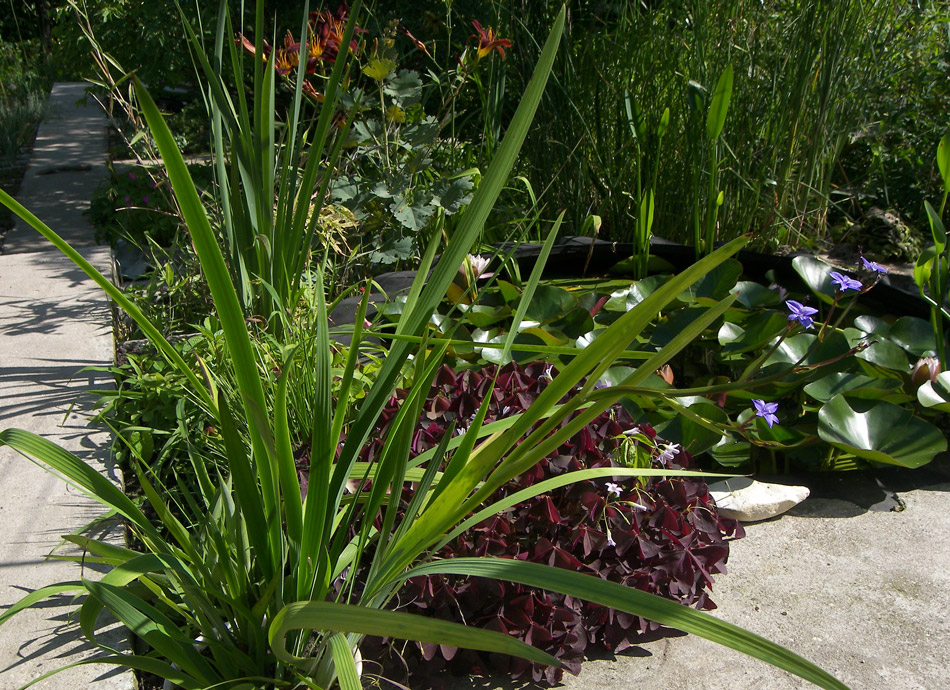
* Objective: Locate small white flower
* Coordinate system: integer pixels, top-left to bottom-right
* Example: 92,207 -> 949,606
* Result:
605,481 -> 622,496
606,535 -> 617,548
657,443 -> 681,463
540,364 -> 555,382
622,426 -> 642,436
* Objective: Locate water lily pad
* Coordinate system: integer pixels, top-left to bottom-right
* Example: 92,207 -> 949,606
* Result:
718,311 -> 788,353
678,259 -> 742,302
888,316 -> 936,356
456,304 -> 509,328
522,284 -> 576,324
804,373 -> 904,402
852,315 -> 890,336
764,331 -> 850,368
843,331 -> 910,371
917,371 -> 950,412
733,280 -> 781,308
792,255 -> 839,304
818,395 -> 945,468
652,307 -> 720,348
709,436 -> 752,467
550,307 -> 595,339
653,398 -> 728,454
604,275 -> 668,312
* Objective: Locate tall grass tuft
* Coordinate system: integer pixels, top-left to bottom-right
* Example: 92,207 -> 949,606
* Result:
492,0 -> 911,252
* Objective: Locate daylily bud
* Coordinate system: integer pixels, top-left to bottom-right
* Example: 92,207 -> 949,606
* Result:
911,356 -> 941,387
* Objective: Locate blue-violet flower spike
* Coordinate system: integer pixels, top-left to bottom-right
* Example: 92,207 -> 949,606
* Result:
786,300 -> 819,329
859,256 -> 888,275
829,271 -> 862,292
752,399 -> 780,428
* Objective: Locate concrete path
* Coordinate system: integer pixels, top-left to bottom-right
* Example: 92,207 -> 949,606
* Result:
0,83 -> 132,689
441,465 -> 950,690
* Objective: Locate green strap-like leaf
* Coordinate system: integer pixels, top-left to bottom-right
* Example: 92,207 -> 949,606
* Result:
706,64 -> 734,140
402,559 -> 850,690
268,601 -> 560,669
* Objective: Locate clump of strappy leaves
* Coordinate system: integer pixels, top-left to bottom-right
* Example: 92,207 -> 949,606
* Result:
351,361 -> 743,686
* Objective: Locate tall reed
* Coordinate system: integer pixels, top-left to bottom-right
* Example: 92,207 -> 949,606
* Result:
492,0 -> 902,252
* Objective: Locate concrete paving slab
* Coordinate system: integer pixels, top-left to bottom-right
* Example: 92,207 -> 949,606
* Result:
4,82 -> 108,254
0,83 -> 132,689
442,478 -> 950,690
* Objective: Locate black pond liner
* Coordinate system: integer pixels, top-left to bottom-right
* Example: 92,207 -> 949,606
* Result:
506,235 -> 932,320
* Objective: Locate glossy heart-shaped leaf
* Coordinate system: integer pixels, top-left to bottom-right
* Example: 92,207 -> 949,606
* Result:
818,395 -> 945,467
522,284 -> 576,324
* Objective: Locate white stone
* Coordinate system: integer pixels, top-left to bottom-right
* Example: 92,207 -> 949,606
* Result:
708,478 -> 810,522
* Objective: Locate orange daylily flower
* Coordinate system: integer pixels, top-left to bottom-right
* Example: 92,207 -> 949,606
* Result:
471,19 -> 512,60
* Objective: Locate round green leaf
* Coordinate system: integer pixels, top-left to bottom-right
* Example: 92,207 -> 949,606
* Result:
803,373 -> 904,402
679,259 -> 742,302
852,315 -> 890,336
818,396 -> 945,468
733,281 -> 781,308
854,337 -> 909,372
653,399 -> 728,455
792,255 -> 839,304
917,371 -> 950,412
888,316 -> 936,356
522,284 -> 576,324
764,332 -> 850,368
718,311 -> 788,353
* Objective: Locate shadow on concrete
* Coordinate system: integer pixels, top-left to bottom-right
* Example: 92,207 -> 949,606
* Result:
1,589 -> 129,683
0,359 -> 111,423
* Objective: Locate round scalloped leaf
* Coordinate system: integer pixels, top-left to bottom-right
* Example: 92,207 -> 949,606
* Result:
917,371 -> 950,412
818,395 -> 945,468
888,316 -> 937,357
792,255 -> 838,304
804,373 -> 904,402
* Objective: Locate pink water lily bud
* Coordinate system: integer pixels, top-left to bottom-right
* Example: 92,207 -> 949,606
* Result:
912,356 -> 941,387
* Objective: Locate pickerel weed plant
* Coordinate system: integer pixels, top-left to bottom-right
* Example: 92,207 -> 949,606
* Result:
0,4 -> 851,690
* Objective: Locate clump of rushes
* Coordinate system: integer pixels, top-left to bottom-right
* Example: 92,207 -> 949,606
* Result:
339,362 -> 743,686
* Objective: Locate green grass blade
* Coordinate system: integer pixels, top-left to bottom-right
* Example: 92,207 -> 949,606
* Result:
403,559 -> 850,690
134,76 -> 280,519
501,211 -> 565,362
0,429 -> 157,538
268,601 -> 560,669
328,632 -> 361,690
